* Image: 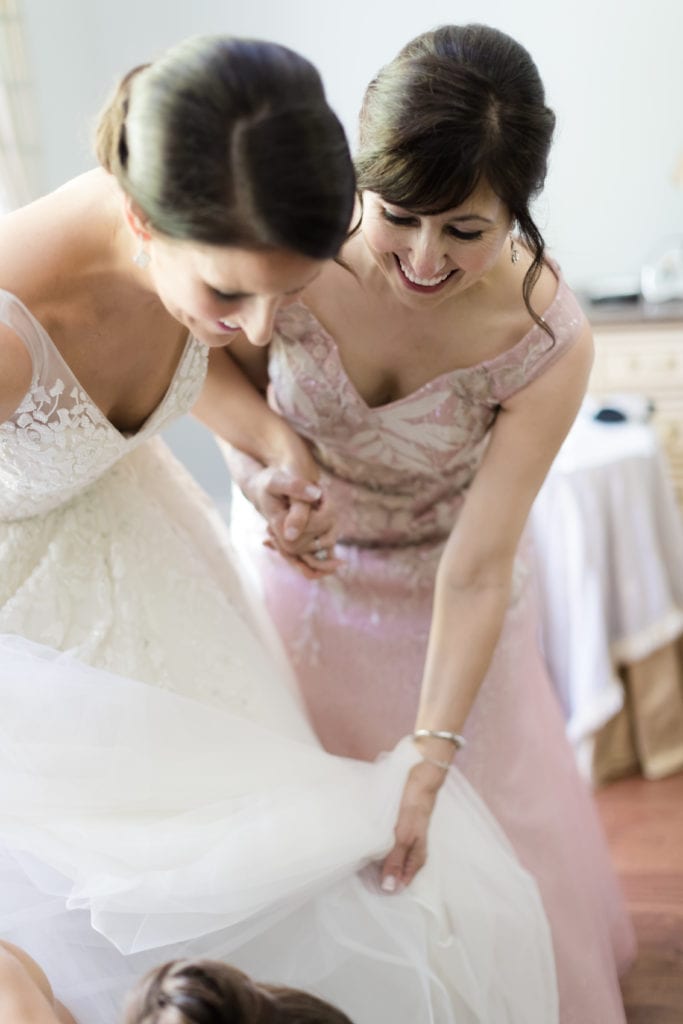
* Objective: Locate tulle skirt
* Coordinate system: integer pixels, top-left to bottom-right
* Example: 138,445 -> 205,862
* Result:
0,440 -> 558,1023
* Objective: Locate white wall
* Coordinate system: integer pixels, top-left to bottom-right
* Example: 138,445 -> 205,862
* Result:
17,0 -> 683,499
21,0 -> 683,289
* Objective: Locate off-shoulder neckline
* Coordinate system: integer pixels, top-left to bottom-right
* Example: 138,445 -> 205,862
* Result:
277,268 -> 568,413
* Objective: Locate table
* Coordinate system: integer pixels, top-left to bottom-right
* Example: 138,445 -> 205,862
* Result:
585,303 -> 683,517
531,415 -> 683,783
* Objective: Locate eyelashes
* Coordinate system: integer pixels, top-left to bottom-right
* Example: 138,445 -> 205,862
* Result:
381,210 -> 417,227
447,227 -> 484,241
380,209 -> 483,241
448,227 -> 483,241
210,287 -> 242,301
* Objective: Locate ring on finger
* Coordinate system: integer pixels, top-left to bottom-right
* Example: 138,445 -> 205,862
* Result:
313,548 -> 329,562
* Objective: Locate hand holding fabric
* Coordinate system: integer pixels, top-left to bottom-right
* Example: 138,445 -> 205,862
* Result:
379,758 -> 446,892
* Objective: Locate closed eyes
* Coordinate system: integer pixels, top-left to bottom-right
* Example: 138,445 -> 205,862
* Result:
210,287 -> 243,301
381,208 -> 483,241
446,226 -> 483,241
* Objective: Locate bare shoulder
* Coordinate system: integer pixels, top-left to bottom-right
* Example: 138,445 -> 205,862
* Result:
496,253 -> 560,333
0,170 -> 110,300
0,320 -> 33,422
0,941 -> 52,1000
0,940 -> 63,1023
504,316 -> 593,421
304,238 -> 363,304
0,195 -> 65,298
529,255 -> 562,314
300,244 -> 366,335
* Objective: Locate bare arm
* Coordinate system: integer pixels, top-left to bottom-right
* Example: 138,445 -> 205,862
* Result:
193,345 -> 340,576
193,344 -> 308,470
0,942 -> 74,1024
382,321 -> 594,889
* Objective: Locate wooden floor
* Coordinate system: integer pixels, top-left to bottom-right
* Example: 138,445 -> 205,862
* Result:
595,770 -> 683,1023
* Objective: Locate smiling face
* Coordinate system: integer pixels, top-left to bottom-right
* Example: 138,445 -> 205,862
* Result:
146,235 -> 324,347
360,182 -> 512,308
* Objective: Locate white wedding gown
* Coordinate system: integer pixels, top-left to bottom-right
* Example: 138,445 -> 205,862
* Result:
0,290 -> 558,1024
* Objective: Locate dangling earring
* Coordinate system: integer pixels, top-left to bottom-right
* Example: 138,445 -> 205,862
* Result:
133,235 -> 151,269
510,233 -> 520,265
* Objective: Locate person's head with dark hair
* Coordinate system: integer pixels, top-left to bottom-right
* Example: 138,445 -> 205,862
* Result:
94,35 -> 356,348
123,959 -> 354,1024
96,35 -> 355,260
355,23 -> 555,331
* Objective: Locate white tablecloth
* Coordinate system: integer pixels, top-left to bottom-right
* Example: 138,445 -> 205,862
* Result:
531,416 -> 683,779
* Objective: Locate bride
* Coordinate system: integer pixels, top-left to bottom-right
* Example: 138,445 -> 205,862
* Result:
0,34 -> 557,1023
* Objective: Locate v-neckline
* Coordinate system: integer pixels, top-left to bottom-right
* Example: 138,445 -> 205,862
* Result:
287,270 -> 564,413
2,289 -> 195,440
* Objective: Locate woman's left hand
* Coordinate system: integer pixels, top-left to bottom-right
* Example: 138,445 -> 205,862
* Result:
380,759 -> 446,892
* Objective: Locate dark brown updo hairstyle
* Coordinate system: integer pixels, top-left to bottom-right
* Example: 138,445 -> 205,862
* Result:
356,24 -> 556,333
95,36 -> 356,260
124,958 -> 354,1024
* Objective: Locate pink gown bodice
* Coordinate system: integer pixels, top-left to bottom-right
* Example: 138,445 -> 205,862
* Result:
267,272 -> 584,552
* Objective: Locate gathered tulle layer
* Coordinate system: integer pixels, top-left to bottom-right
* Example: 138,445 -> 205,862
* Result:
0,635 -> 557,1024
0,441 -> 556,1022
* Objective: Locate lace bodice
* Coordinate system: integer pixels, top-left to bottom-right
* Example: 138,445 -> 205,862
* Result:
0,291 -> 208,521
269,272 -> 586,547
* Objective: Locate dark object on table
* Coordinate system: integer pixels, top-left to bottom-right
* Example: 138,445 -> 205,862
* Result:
591,394 -> 656,424
589,292 -> 641,305
594,408 -> 628,423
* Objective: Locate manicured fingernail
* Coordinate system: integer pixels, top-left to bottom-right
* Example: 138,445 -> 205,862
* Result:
305,485 -> 322,500
284,527 -> 299,540
381,875 -> 397,893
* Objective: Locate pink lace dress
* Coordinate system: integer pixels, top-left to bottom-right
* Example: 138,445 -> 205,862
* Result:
231,272 -> 637,1024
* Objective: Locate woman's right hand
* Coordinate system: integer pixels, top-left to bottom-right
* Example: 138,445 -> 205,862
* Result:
379,757 -> 446,893
241,461 -> 342,579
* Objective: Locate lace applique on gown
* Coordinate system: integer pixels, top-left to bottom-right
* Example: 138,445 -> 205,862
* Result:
0,290 -> 559,1024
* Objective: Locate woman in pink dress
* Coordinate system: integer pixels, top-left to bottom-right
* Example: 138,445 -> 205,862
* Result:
221,23 -> 636,1023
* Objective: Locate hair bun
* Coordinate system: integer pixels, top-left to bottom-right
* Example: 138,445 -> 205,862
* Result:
94,63 -> 150,176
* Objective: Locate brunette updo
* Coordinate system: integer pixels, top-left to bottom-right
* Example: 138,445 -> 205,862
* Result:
124,959 -> 354,1024
356,24 -> 556,331
95,36 -> 355,259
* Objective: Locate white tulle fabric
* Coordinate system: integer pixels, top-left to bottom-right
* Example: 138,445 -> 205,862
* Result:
0,630 -> 557,1024
0,290 -> 558,1023
0,635 -> 557,1024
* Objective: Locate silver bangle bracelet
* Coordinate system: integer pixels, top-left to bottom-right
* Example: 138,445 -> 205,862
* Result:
414,728 -> 467,750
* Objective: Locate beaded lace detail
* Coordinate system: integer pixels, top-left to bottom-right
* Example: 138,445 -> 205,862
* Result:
0,290 -> 208,521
